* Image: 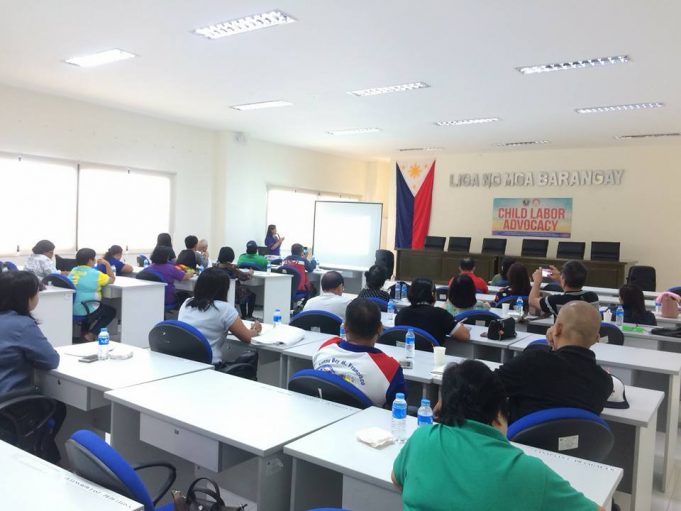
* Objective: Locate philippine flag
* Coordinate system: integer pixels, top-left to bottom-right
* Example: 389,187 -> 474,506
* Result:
396,160 -> 435,249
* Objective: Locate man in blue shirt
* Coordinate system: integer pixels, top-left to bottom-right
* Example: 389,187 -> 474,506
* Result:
284,243 -> 317,272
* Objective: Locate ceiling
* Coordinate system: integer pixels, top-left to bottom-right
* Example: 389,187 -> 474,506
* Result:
1,0 -> 680,160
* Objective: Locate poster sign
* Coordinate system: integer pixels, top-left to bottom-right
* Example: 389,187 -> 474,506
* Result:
492,198 -> 572,238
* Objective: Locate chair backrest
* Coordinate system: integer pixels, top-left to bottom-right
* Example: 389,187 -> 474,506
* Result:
556,241 -> 586,260
527,338 -> 548,347
521,239 -> 549,258
453,309 -> 501,326
288,369 -> 373,409
599,322 -> 624,345
493,295 -> 528,308
136,268 -> 165,283
237,262 -> 263,271
136,255 -> 149,267
55,254 -> 78,272
388,281 -> 411,299
627,265 -> 656,292
378,325 -> 439,352
0,261 -> 18,271
42,273 -> 76,291
289,310 -> 342,335
366,296 -> 389,312
591,241 -> 620,262
374,249 -> 394,279
481,238 -> 507,255
507,407 -> 614,462
668,286 -> 681,295
0,388 -> 57,457
66,430 -> 155,510
424,236 -> 446,250
148,320 -> 212,363
273,266 -> 302,305
282,262 -> 307,292
447,237 -> 471,253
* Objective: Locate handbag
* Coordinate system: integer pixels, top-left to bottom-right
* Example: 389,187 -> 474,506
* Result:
173,478 -> 247,511
651,326 -> 681,338
487,317 -> 516,341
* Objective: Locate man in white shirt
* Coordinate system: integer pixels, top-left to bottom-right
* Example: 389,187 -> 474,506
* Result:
303,271 -> 353,319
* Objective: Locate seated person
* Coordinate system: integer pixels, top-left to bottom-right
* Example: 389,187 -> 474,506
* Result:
237,240 -> 268,271
176,235 -> 201,270
303,271 -> 352,319
396,278 -> 469,343
147,245 -> 192,307
454,257 -> 488,293
494,263 -> 531,306
155,232 -> 176,261
489,257 -> 516,287
68,248 -> 117,342
264,224 -> 284,256
214,247 -> 257,319
24,239 -> 58,279
619,284 -> 656,326
178,268 -> 261,364
528,260 -> 599,316
283,243 -> 317,297
313,298 -> 405,408
496,301 -> 613,423
196,239 -> 210,267
358,265 -> 391,302
394,359 -> 604,511
103,245 -> 133,275
446,275 -> 491,316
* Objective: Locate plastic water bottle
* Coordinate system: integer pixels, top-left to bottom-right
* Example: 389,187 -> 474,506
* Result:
391,393 -> 408,443
405,328 -> 415,360
655,301 -> 662,315
401,283 -> 408,301
387,300 -> 396,320
273,308 -> 282,328
395,283 -> 401,301
340,324 -> 346,340
111,265 -> 116,276
615,305 -> 624,327
143,258 -> 150,268
197,264 -> 204,274
417,399 -> 434,427
97,328 -> 110,361
266,262 -> 272,273
514,297 -> 524,316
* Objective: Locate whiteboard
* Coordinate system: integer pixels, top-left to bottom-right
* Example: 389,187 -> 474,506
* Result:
313,201 -> 383,268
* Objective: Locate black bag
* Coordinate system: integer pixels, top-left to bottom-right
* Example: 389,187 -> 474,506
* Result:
650,326 -> 681,338
173,477 -> 247,511
215,349 -> 259,380
487,318 -> 516,341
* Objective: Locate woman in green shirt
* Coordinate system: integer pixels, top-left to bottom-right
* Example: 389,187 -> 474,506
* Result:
391,360 -> 604,511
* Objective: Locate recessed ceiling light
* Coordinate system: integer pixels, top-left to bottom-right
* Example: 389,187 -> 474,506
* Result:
496,140 -> 549,147
576,102 -> 664,114
327,128 -> 381,136
516,55 -> 630,75
398,147 -> 444,152
65,49 -> 136,68
435,117 -> 500,126
615,132 -> 680,140
193,10 -> 296,39
230,100 -> 293,111
348,82 -> 430,97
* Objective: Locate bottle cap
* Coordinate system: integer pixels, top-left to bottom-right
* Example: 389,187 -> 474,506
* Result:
421,399 -> 430,407
396,393 -> 405,400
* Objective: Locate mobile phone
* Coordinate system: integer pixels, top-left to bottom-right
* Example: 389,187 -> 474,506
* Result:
541,268 -> 552,278
78,354 -> 99,363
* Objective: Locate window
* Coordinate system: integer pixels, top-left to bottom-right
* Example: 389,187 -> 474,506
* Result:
78,166 -> 171,251
266,187 -> 357,253
0,155 -> 77,254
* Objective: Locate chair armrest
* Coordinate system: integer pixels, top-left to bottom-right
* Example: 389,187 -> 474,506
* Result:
133,462 -> 177,505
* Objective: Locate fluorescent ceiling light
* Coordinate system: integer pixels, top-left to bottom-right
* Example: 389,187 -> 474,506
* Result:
193,10 -> 296,39
230,100 -> 293,111
496,140 -> 549,147
615,132 -> 680,140
435,117 -> 500,126
349,82 -> 430,97
399,147 -> 444,152
327,128 -> 381,136
576,102 -> 664,114
65,49 -> 136,68
516,55 -> 630,75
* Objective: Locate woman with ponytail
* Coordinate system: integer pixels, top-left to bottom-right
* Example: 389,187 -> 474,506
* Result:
103,245 -> 133,275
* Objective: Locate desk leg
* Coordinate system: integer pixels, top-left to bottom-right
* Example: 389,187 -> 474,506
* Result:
342,475 -> 402,511
662,374 -> 680,492
119,286 -> 164,348
256,452 -> 292,511
278,354 -> 286,388
631,413 -> 656,511
263,278 -> 291,324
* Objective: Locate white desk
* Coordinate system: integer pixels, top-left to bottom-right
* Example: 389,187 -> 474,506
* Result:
446,324 -> 544,363
102,278 -> 166,348
284,407 -> 623,511
317,264 -> 367,294
175,275 -> 236,305
34,286 -> 74,346
0,440 -> 143,511
105,371 -> 358,511
243,271 -> 293,323
583,285 -> 660,300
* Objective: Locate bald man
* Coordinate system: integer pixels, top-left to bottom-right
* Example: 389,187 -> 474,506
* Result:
496,301 -> 613,423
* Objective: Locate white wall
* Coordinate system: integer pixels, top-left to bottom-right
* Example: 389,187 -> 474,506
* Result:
0,83 -> 216,254
387,145 -> 681,289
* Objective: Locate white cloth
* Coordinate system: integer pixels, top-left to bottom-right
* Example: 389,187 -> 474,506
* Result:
178,299 -> 238,363
24,254 -> 57,279
303,292 -> 353,319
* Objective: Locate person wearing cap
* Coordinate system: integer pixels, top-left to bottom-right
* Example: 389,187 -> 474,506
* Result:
495,301 -> 613,423
237,241 -> 268,271
214,247 -> 257,319
24,240 -> 58,279
303,271 -> 352,319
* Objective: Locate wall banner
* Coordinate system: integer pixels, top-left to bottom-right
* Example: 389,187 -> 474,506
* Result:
492,198 -> 572,238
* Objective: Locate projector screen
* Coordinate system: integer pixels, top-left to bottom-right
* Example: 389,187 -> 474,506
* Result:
313,201 -> 383,269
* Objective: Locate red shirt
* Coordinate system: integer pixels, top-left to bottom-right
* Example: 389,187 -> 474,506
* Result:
451,271 -> 488,294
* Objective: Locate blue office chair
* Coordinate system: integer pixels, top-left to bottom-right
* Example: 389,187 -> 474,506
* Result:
0,261 -> 18,271
526,338 -> 549,348
136,270 -> 177,311
493,295 -> 528,308
367,297 -> 389,312
290,310 -> 343,335
288,369 -> 373,409
507,407 -> 614,462
667,286 -> 681,296
599,322 -> 624,346
435,286 -> 448,302
65,430 -> 176,511
0,387 -> 57,459
237,262 -> 264,271
136,255 -> 149,267
276,265 -> 306,305
378,325 -> 439,352
149,320 -> 257,380
454,309 -> 501,326
42,274 -> 101,338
